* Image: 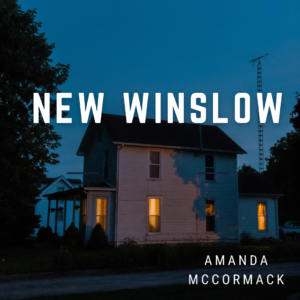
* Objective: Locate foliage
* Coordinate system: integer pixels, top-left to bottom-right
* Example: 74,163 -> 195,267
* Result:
86,224 -> 109,250
238,164 -> 257,173
2,241 -> 300,275
240,231 -> 278,246
266,131 -> 300,224
290,92 -> 300,131
64,223 -> 83,249
0,0 -> 69,242
36,226 -> 55,243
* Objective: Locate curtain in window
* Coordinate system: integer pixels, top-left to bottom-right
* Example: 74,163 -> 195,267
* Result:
149,198 -> 160,232
97,198 -> 107,231
258,203 -> 266,230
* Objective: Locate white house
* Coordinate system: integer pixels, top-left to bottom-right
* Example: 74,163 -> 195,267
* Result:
35,176 -> 82,236
45,114 -> 281,245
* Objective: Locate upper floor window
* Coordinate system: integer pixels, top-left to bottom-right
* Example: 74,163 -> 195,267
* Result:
57,187 -> 64,192
149,151 -> 160,178
258,203 -> 267,230
104,150 -> 109,180
205,155 -> 214,181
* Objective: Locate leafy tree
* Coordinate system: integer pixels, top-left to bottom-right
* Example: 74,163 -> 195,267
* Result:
0,0 -> 69,242
266,131 -> 300,224
290,92 -> 300,131
238,164 -> 257,173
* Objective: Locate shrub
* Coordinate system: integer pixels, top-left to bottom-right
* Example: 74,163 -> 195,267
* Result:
36,226 -> 54,243
64,222 -> 83,248
86,224 -> 108,250
240,231 -> 254,245
240,231 -> 280,246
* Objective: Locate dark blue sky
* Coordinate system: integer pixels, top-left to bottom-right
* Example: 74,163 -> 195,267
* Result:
20,0 -> 300,180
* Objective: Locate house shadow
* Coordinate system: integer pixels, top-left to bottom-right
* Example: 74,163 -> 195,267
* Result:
171,150 -> 222,241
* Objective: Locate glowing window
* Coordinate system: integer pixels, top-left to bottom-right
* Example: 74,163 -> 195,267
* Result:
97,198 -> 107,231
149,198 -> 161,232
206,200 -> 215,232
258,203 -> 267,230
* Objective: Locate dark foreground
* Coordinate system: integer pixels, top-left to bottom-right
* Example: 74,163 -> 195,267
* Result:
1,262 -> 300,300
17,276 -> 300,300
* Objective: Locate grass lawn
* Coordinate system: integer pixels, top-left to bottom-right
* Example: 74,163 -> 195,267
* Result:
1,241 -> 300,275
22,276 -> 300,300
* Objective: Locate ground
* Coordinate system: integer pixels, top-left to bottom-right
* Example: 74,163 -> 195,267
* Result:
1,262 -> 300,299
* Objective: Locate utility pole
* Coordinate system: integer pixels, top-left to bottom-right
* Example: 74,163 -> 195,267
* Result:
249,54 -> 268,173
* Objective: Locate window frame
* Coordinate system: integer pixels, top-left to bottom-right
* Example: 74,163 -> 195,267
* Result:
257,201 -> 268,232
57,200 -> 64,222
205,199 -> 216,232
148,149 -> 162,180
95,197 -> 108,233
205,155 -> 215,181
147,196 -> 162,234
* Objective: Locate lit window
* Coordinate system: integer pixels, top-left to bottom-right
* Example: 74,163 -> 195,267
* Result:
205,155 -> 214,181
149,198 -> 161,232
97,198 -> 107,231
104,150 -> 109,180
258,203 -> 267,230
206,200 -> 215,231
150,151 -> 160,178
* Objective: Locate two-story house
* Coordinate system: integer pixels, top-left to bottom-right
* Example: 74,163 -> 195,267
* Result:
72,113 -> 280,245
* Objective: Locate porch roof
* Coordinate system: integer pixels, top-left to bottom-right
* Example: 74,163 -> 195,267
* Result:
44,187 -> 87,200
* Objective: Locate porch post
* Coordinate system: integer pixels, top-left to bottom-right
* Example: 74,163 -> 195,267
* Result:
47,199 -> 51,227
79,196 -> 83,232
72,197 -> 76,224
63,199 -> 67,235
55,199 -> 58,234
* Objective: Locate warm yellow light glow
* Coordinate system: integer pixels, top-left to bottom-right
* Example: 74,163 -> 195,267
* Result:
258,203 -> 266,230
149,198 -> 160,232
206,204 -> 215,216
97,198 -> 107,231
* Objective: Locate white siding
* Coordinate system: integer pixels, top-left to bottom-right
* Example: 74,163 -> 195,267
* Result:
34,178 -> 81,236
116,146 -> 239,245
238,196 -> 278,238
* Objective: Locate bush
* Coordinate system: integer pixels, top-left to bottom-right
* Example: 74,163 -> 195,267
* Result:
36,226 -> 55,243
64,222 -> 83,248
240,231 -> 254,245
240,231 -> 279,246
86,224 -> 108,250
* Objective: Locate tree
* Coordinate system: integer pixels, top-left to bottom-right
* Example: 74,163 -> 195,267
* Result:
0,0 -> 69,243
290,92 -> 300,131
238,164 -> 257,173
266,131 -> 300,224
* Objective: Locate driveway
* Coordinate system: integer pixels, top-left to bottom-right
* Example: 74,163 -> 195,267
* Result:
0,262 -> 300,299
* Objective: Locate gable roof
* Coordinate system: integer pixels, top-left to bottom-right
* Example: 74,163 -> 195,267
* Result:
77,113 -> 246,155
238,172 -> 281,196
40,176 -> 82,193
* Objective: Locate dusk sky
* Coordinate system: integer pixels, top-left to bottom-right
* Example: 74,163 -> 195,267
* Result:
19,0 -> 300,180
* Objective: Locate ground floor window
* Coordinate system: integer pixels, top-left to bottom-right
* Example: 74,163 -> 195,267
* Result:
149,198 -> 161,233
96,198 -> 107,231
206,200 -> 215,232
258,203 -> 267,230
57,200 -> 64,222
